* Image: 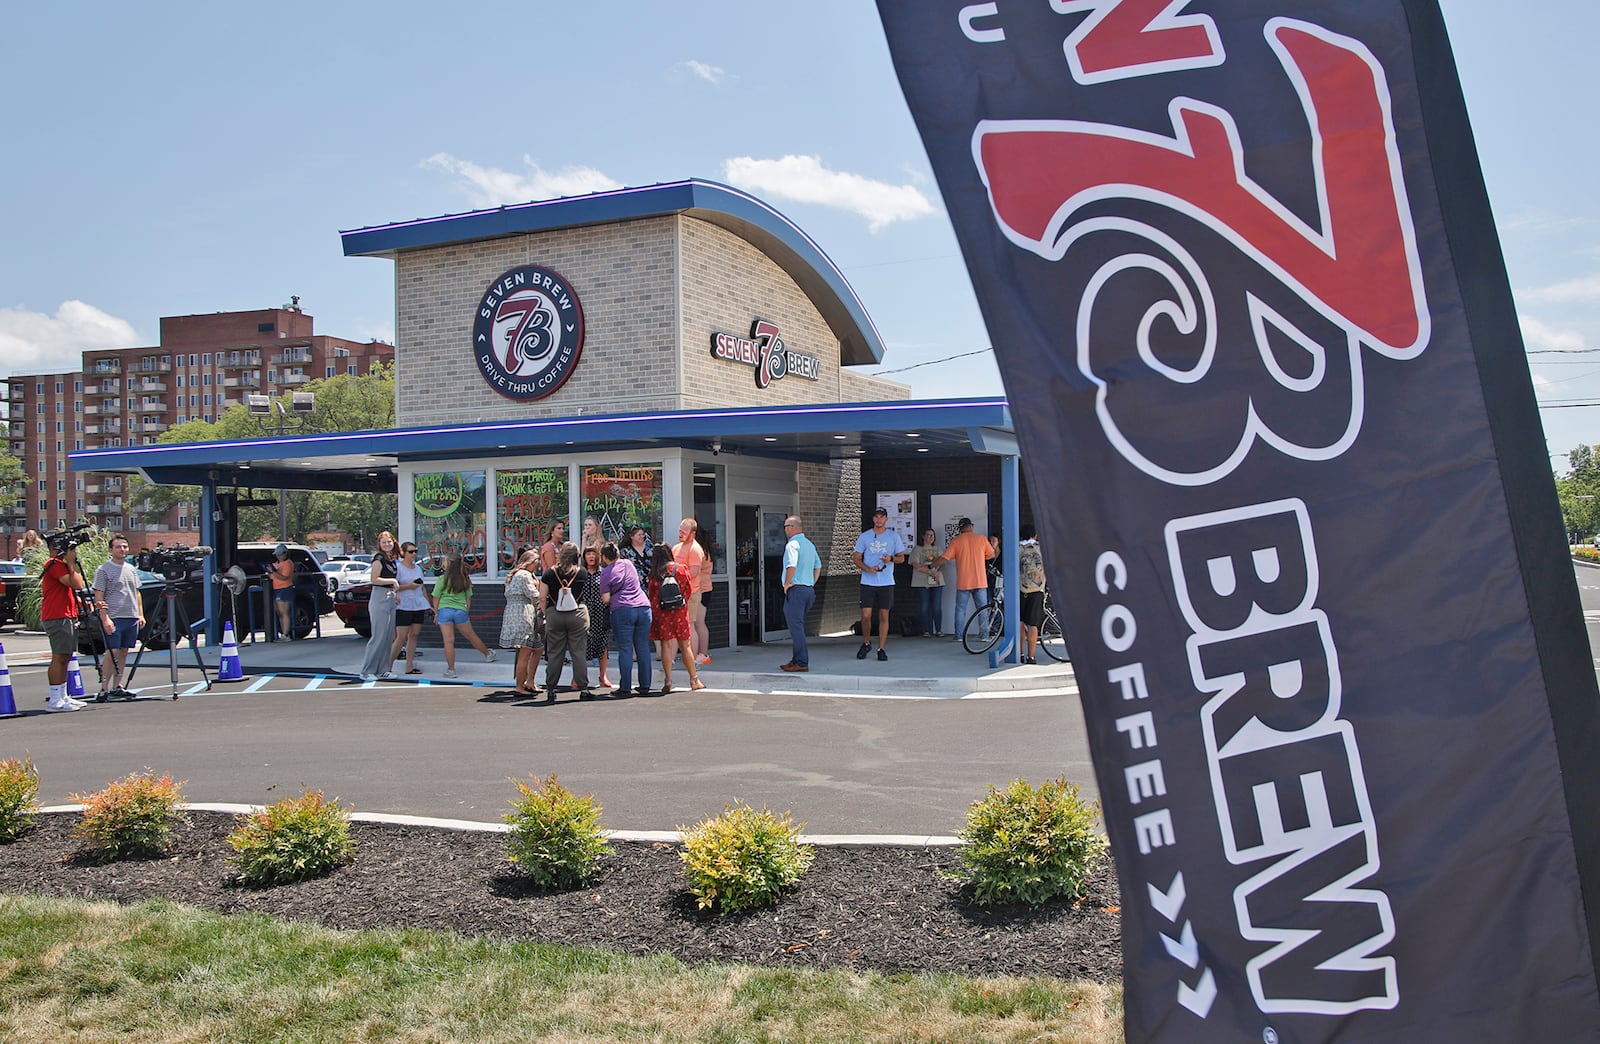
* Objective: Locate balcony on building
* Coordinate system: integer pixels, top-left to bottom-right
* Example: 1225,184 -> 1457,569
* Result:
139,420 -> 168,434
222,373 -> 259,389
8,440 -> 24,456
134,400 -> 167,413
274,347 -> 313,365
137,378 -> 168,393
279,372 -> 311,386
85,383 -> 119,396
89,358 -> 123,374
135,357 -> 173,374
8,384 -> 26,400
220,352 -> 263,369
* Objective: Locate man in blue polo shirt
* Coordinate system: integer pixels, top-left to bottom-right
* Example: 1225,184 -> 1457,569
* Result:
853,507 -> 907,661
780,515 -> 822,672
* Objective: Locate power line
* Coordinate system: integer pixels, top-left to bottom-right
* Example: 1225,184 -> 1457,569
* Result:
871,347 -> 994,376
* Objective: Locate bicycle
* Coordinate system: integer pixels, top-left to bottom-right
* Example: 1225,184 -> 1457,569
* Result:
961,587 -> 1069,662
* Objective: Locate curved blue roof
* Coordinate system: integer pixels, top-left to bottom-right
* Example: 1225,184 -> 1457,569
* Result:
340,179 -> 885,366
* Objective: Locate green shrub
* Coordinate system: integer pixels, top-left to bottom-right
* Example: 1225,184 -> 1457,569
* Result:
14,527 -> 112,630
226,789 -> 356,886
504,774 -> 611,890
69,769 -> 189,860
957,775 -> 1107,907
679,802 -> 814,914
0,756 -> 41,842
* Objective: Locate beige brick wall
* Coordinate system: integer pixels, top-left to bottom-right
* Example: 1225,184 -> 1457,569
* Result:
394,212 -> 906,426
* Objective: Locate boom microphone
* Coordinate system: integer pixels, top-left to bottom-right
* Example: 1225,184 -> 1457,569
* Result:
190,545 -> 214,556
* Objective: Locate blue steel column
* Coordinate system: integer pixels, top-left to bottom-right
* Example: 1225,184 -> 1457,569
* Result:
1002,452 -> 1020,664
200,480 -> 219,644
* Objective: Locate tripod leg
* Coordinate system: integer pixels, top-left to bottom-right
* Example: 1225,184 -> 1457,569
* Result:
172,595 -> 212,693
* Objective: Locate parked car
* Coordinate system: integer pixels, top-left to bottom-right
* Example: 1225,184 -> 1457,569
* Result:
0,559 -> 24,626
321,560 -> 371,591
332,580 -> 376,636
137,542 -> 333,648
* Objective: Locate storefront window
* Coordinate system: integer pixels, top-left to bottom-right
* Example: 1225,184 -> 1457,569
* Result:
692,463 -> 726,575
496,467 -> 568,568
580,463 -> 663,546
413,470 -> 488,574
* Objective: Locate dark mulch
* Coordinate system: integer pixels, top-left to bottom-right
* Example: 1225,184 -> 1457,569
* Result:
0,811 -> 1123,981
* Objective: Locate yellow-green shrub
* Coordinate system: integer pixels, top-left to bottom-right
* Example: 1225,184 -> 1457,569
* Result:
958,775 -> 1107,907
69,769 -> 188,860
0,756 -> 40,841
504,774 -> 610,890
227,789 -> 355,886
679,802 -> 814,914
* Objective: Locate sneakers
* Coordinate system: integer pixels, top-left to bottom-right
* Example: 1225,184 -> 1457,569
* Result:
696,654 -> 711,666
856,643 -> 871,660
877,648 -> 888,662
46,698 -> 84,713
359,673 -> 376,681
378,671 -> 396,679
483,650 -> 498,663
443,668 -> 460,679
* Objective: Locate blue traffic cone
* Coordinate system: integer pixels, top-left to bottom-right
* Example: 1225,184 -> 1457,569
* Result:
0,642 -> 18,718
217,622 -> 244,682
66,652 -> 88,700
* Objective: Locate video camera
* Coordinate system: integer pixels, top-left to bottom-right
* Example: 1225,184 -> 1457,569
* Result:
43,522 -> 94,556
135,544 -> 213,582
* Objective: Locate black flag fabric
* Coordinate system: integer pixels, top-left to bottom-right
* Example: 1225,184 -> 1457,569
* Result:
876,1 -> 1600,1040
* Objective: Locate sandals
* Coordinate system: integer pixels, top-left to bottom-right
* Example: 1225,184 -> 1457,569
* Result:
661,682 -> 674,695
406,667 -> 422,675
690,679 -> 707,691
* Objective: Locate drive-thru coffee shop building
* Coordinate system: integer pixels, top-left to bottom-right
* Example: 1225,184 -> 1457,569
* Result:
72,180 -> 1032,653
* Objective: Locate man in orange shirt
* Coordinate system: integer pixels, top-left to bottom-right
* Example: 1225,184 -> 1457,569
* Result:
673,518 -> 713,664
934,517 -> 995,639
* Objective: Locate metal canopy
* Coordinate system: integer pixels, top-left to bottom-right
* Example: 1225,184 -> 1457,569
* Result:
68,397 -> 1015,492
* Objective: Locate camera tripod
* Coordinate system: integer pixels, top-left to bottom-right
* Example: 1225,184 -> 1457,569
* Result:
125,582 -> 212,700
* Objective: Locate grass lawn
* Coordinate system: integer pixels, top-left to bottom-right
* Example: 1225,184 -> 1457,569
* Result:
0,893 -> 1124,1042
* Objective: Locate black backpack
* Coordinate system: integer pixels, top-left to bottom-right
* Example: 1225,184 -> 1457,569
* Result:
657,569 -> 686,610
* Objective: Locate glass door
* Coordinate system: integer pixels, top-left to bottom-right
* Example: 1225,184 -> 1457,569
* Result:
733,504 -> 792,645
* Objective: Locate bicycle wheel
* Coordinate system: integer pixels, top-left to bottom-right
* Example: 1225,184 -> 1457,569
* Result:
962,603 -> 1004,655
1038,609 -> 1070,662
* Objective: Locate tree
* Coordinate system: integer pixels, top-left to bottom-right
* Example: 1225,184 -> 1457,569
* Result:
0,415 -> 20,513
1557,444 -> 1600,543
124,364 -> 398,546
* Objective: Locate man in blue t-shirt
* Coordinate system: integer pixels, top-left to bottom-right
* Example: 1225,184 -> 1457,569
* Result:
780,515 -> 822,672
852,507 -> 907,661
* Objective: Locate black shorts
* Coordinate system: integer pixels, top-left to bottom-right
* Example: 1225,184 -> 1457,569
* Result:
859,585 -> 895,611
1020,590 -> 1045,627
395,609 -> 428,627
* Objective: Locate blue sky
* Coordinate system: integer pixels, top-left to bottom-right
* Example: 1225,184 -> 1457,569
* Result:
2,1 -> 1596,467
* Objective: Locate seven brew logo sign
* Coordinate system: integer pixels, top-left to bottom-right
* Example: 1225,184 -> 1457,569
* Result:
879,1 -> 1600,1041
472,264 -> 585,401
711,318 -> 822,388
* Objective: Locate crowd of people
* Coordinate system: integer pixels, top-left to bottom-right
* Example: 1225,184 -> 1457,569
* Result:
19,509 -> 1049,711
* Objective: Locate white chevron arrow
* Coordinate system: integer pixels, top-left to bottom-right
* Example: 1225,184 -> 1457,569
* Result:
1178,967 -> 1218,1018
1160,921 -> 1200,968
1148,871 -> 1186,922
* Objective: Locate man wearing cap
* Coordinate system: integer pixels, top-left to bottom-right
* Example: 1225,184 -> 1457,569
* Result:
935,517 -> 995,640
269,544 -> 295,640
780,515 -> 821,672
852,507 -> 907,661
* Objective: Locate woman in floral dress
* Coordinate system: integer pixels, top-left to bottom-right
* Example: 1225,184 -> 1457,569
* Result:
500,548 -> 542,695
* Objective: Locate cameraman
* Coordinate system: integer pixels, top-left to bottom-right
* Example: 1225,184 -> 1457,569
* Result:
41,541 -> 89,712
92,534 -> 144,694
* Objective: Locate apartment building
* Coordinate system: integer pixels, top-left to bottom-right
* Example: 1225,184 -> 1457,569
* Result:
4,305 -> 392,550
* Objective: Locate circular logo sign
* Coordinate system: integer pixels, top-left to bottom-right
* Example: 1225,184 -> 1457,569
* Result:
471,264 -> 585,401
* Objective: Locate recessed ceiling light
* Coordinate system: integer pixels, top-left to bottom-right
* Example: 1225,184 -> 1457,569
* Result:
905,432 -> 921,438
764,437 -> 778,442
917,447 -> 929,452
855,448 -> 866,454
497,445 -> 507,450
832,434 -> 847,440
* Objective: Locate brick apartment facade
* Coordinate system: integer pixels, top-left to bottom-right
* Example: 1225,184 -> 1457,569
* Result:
4,306 -> 392,553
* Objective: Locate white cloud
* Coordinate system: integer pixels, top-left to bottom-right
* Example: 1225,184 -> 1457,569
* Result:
0,301 -> 140,378
1519,313 -> 1587,351
1517,273 -> 1600,304
679,60 -> 728,85
722,155 -> 936,233
422,153 -> 623,208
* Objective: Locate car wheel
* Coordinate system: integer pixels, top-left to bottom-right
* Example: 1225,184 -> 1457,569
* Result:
292,598 -> 318,640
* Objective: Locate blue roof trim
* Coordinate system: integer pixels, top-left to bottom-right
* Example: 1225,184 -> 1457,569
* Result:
339,179 -> 886,366
70,397 -> 1011,473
